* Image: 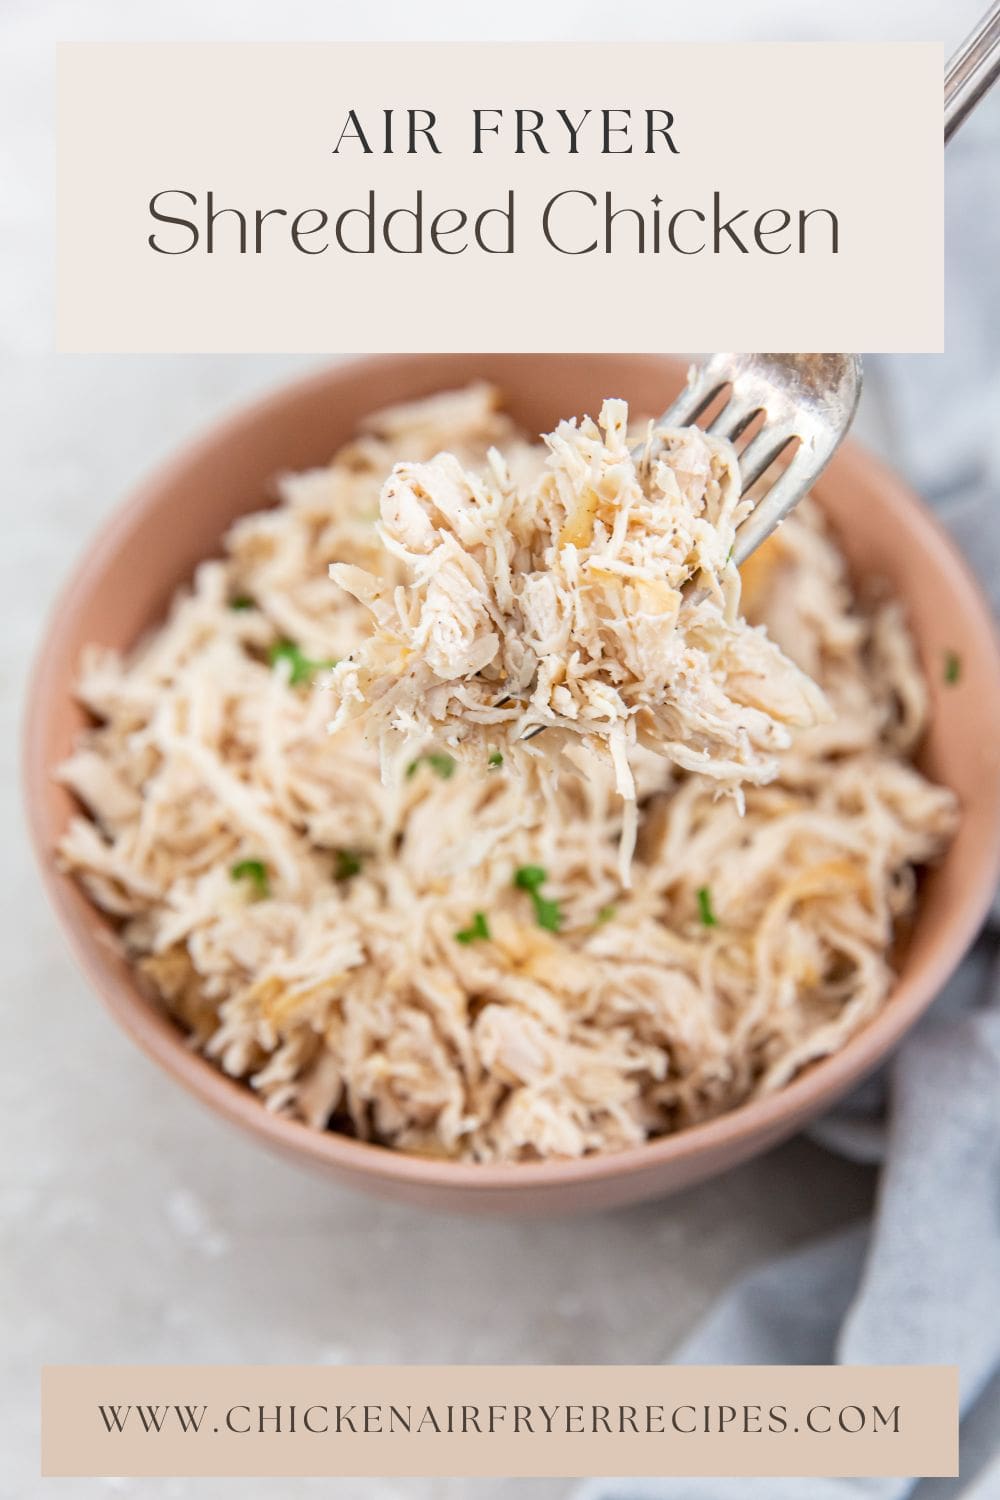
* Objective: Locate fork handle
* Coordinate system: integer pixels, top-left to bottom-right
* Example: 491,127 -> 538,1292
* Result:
945,1 -> 1000,142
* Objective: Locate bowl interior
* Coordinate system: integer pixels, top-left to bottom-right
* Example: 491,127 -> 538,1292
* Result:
23,354 -> 1000,1212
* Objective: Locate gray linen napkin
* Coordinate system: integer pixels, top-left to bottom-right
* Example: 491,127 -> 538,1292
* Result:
577,91 -> 1000,1500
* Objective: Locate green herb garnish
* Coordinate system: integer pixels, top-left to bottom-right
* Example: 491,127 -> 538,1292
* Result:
231,858 -> 270,899
696,885 -> 718,927
229,595 -> 255,611
533,897 -> 563,933
514,865 -> 563,933
944,650 -> 961,685
268,639 -> 337,686
406,752 -> 456,781
596,905 -> 617,925
334,850 -> 363,881
455,911 -> 491,945
488,750 -> 504,768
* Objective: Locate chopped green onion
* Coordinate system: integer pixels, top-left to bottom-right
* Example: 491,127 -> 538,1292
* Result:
231,859 -> 270,899
513,865 -> 563,933
488,750 -> 504,768
455,911 -> 491,945
406,752 -> 456,781
533,897 -> 562,932
696,885 -> 718,927
334,850 -> 363,881
268,639 -> 337,686
726,545 -> 735,565
229,595 -> 255,611
944,650 -> 961,685
596,905 -> 617,925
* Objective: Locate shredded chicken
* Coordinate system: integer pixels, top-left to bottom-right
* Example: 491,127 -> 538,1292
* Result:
58,384 -> 958,1163
329,400 -> 831,880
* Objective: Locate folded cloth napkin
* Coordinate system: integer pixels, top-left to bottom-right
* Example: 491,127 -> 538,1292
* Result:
577,91 -> 1000,1500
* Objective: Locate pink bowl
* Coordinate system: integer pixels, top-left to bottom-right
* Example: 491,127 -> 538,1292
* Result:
23,354 -> 1000,1214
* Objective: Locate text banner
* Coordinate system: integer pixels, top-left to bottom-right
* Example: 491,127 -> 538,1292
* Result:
56,42 -> 943,353
42,1364 -> 958,1477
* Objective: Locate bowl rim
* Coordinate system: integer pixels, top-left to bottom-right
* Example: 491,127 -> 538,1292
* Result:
22,354 -> 1000,1196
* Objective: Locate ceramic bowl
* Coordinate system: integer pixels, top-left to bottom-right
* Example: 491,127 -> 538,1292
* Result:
23,354 -> 1000,1214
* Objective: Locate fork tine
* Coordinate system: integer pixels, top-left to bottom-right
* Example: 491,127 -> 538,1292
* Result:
732,448 -> 816,564
656,377 -> 725,430
707,397 -> 763,446
656,354 -> 733,430
736,425 -> 797,492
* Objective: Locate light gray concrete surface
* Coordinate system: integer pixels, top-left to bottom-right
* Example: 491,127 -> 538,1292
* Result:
1,2 -> 983,1497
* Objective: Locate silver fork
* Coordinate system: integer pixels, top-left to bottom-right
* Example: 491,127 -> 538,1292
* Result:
508,5 -> 1000,733
672,0 -> 1000,567
506,353 -> 861,738
651,353 -> 862,568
